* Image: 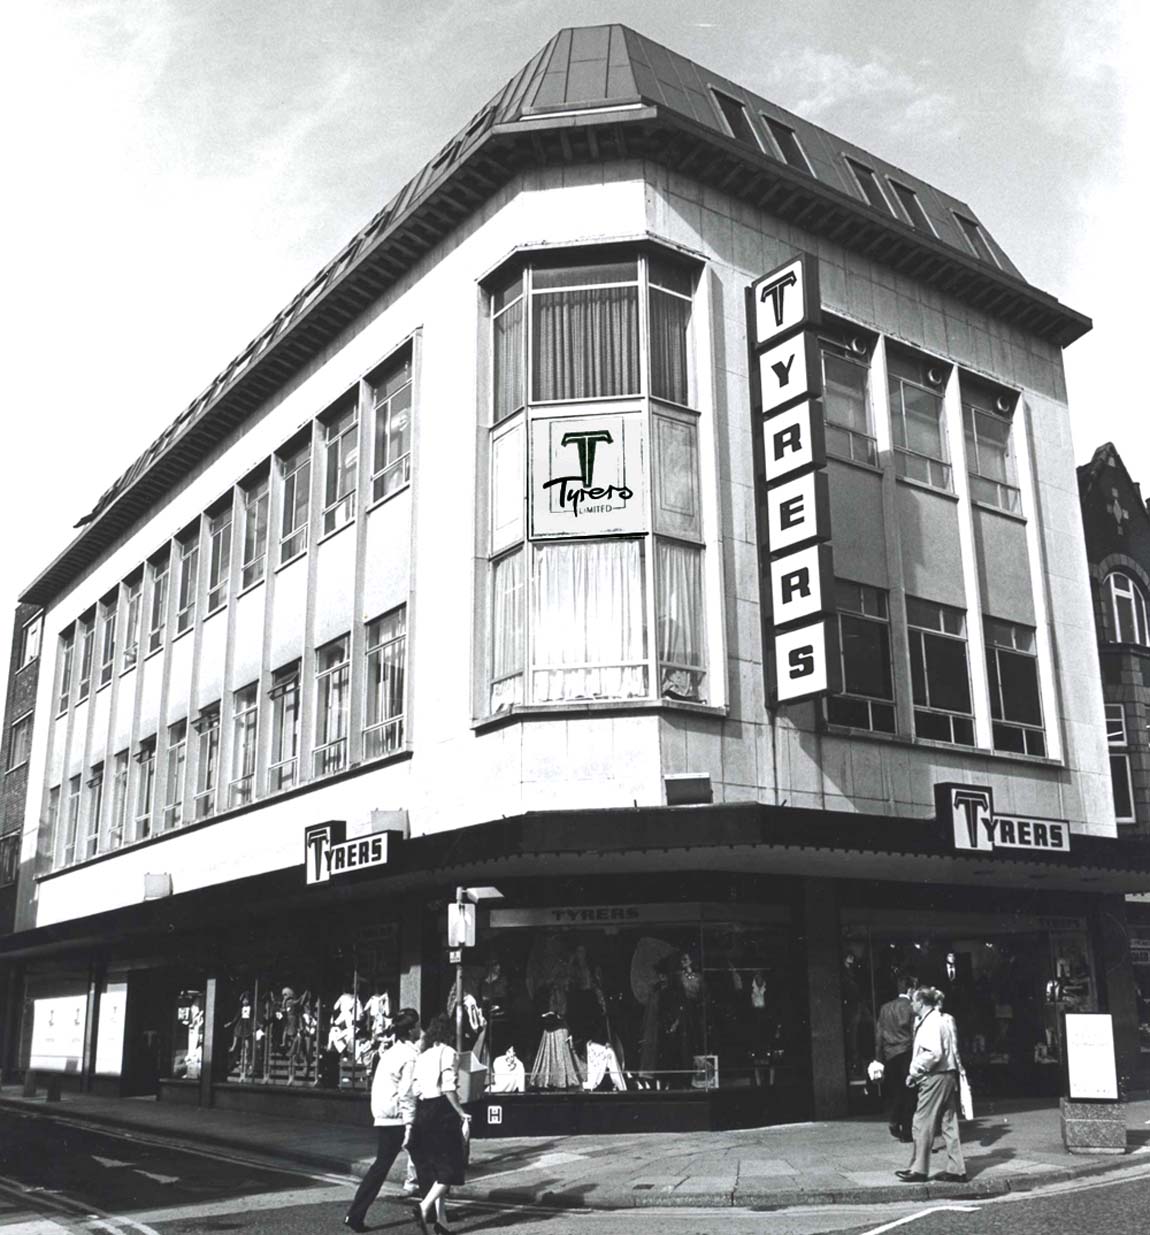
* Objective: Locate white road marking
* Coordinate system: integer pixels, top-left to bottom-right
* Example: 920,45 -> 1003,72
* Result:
130,1172 -> 178,1186
90,1157 -> 132,1170
857,1205 -> 981,1235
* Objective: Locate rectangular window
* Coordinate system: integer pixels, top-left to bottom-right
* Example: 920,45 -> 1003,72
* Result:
656,540 -> 706,702
827,581 -> 895,732
206,506 -> 233,613
148,555 -> 170,654
108,750 -> 129,851
230,684 -> 259,807
652,414 -> 701,539
45,785 -> 60,870
61,775 -> 81,867
963,396 -> 1020,513
82,763 -> 104,860
7,714 -> 32,770
314,636 -> 350,776
648,256 -> 693,406
492,270 -> 525,422
163,720 -> 188,829
134,739 -> 156,840
176,529 -> 200,634
955,213 -> 1000,267
370,354 -> 413,502
763,116 -> 811,173
240,476 -> 270,588
889,351 -> 951,490
490,550 -> 525,712
269,664 -> 301,792
364,609 -> 407,758
711,90 -> 760,147
907,597 -> 974,745
279,441 -> 312,564
122,578 -> 142,671
821,336 -> 876,465
18,613 -> 42,669
531,540 -> 648,702
0,831 -> 18,887
1107,703 -> 1135,822
57,631 -> 75,714
846,157 -> 892,214
192,706 -> 220,819
985,619 -> 1045,756
531,259 -> 640,402
322,399 -> 359,535
890,179 -> 934,233
97,597 -> 117,688
76,617 -> 95,703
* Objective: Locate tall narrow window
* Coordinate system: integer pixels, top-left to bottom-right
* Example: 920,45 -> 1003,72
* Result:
269,664 -> 300,792
846,157 -> 893,214
314,636 -> 350,776
955,213 -> 1000,267
122,577 -> 142,670
230,684 -> 259,807
531,259 -> 640,402
364,609 -> 407,758
57,630 -> 75,713
985,619 -> 1044,756
827,581 -> 895,733
82,763 -> 104,860
889,351 -> 950,490
711,90 -> 760,147
45,785 -> 61,869
0,833 -> 17,887
148,554 -> 170,654
322,400 -> 359,535
890,180 -> 934,233
648,257 -> 693,406
107,750 -> 129,851
656,541 -> 705,701
240,475 -> 270,588
193,706 -> 220,819
206,505 -> 233,613
7,714 -> 32,769
821,333 -> 875,465
763,116 -> 811,173
163,721 -> 188,829
19,613 -> 42,669
176,528 -> 200,634
370,354 -> 413,502
97,597 -> 117,688
1106,572 -> 1148,645
76,616 -> 95,703
60,775 -> 81,867
490,550 -> 525,712
279,440 -> 312,564
906,598 -> 974,745
1107,703 -> 1136,823
134,739 -> 156,840
492,270 -> 525,422
964,389 -> 1019,512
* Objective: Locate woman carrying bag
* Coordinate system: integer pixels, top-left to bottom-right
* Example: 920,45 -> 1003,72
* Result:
408,1014 -> 470,1235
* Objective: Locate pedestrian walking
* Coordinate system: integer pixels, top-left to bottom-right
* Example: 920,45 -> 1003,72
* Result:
896,986 -> 967,1184
408,1013 -> 471,1235
344,1008 -> 422,1232
874,970 -> 918,1142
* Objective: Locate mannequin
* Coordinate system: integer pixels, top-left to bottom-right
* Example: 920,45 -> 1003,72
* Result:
529,983 -> 584,1090
227,991 -> 255,1081
327,986 -> 364,1056
185,998 -> 204,1079
277,987 -> 309,1085
489,1045 -> 526,1093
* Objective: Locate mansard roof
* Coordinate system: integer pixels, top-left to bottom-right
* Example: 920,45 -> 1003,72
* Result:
22,23 -> 1091,606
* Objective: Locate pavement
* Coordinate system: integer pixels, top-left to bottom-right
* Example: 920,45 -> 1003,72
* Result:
3,1085 -> 1150,1211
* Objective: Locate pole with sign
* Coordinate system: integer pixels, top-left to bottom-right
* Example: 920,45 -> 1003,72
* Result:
447,886 -> 502,1090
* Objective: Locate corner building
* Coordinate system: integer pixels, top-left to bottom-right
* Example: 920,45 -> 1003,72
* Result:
3,25 -> 1146,1134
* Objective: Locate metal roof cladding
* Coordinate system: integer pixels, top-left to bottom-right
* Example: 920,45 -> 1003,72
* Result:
23,23 -> 1091,608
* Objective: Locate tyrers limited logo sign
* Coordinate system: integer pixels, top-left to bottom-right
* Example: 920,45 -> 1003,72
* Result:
542,429 -> 633,516
304,820 -> 389,885
935,783 -> 1070,855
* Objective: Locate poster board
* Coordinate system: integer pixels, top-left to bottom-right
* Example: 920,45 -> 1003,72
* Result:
1065,1013 -> 1118,1100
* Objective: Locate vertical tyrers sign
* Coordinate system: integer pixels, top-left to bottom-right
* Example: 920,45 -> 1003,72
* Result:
747,254 -> 838,705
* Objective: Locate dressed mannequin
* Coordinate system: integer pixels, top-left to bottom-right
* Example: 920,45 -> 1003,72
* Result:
300,992 -> 319,1086
529,984 -> 584,1089
227,991 -> 255,1081
489,1046 -> 526,1093
327,986 -> 364,1056
185,998 -> 204,1079
277,987 -> 309,1085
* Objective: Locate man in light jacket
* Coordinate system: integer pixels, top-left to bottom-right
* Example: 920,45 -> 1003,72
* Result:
896,987 -> 967,1184
345,1008 -> 422,1231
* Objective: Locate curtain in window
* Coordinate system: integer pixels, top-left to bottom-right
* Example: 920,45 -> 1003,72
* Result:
532,287 -> 640,401
649,287 -> 690,405
494,296 -> 525,421
531,540 -> 647,701
656,540 -> 705,700
490,551 -> 524,711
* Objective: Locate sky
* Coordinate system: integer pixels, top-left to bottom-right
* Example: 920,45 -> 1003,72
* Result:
0,0 -> 1145,671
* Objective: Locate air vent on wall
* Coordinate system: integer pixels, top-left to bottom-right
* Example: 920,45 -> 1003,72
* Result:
848,336 -> 868,355
926,366 -> 946,387
995,394 -> 1013,414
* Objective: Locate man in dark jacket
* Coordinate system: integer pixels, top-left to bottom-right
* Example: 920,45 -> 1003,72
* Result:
874,972 -> 917,1142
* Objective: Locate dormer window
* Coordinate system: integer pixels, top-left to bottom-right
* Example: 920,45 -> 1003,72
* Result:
845,157 -> 893,214
889,180 -> 935,234
955,214 -> 1001,267
711,89 -> 760,148
763,117 -> 811,174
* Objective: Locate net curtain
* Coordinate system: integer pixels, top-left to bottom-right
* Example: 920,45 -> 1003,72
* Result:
532,287 -> 640,402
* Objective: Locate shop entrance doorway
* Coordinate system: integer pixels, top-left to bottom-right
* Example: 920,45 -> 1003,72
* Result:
121,972 -> 172,1096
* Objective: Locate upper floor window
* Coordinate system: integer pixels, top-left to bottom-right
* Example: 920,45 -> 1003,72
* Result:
889,180 -> 934,233
279,439 -> 312,564
97,595 -> 117,688
240,474 -> 270,589
888,350 -> 950,491
45,785 -> 61,869
230,683 -> 259,807
122,576 -> 142,671
269,662 -> 301,792
56,630 -> 75,714
314,636 -> 350,776
985,619 -> 1044,756
762,116 -> 811,173
1107,703 -> 1136,823
134,738 -> 156,841
18,612 -> 42,669
0,831 -> 18,887
648,257 -> 693,406
711,90 -> 760,147
322,399 -> 359,535
656,539 -> 706,701
7,713 -> 32,770
60,775 -> 81,868
906,597 -> 974,746
955,213 -> 1000,267
820,330 -> 875,466
175,527 -> 200,634
193,705 -> 220,819
163,720 -> 188,829
365,608 -> 407,758
370,353 -> 413,502
1107,572 -> 1149,645
826,581 -> 894,733
82,763 -> 104,860
148,553 -> 170,654
206,504 -> 233,613
845,157 -> 893,214
107,750 -> 129,851
963,385 -> 1019,513
76,615 -> 95,703
492,271 -> 525,422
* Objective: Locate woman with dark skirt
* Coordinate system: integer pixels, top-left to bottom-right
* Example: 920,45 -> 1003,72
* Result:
408,1013 -> 470,1235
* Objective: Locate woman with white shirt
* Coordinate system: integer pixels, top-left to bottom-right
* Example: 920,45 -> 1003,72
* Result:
408,1013 -> 470,1235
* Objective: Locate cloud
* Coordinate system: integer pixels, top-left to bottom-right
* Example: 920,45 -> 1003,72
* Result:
765,48 -> 963,145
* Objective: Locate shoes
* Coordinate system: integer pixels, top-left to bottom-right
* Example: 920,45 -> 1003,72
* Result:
344,1218 -> 367,1233
896,1170 -> 927,1182
899,1135 -> 913,1143
402,1184 -> 420,1196
888,1126 -> 901,1139
410,1202 -> 430,1235
936,1172 -> 969,1183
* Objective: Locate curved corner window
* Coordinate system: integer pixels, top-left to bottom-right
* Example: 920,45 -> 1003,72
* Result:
1107,572 -> 1149,645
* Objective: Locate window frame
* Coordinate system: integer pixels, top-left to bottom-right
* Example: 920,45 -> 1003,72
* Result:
845,156 -> 893,215
710,89 -> 762,148
278,438 -> 312,565
56,630 -> 75,714
1106,702 -> 1136,823
75,615 -> 95,703
18,612 -> 43,669
147,553 -> 170,655
364,608 -> 407,759
369,352 -> 414,504
888,179 -> 937,234
133,738 -> 157,841
108,749 -> 130,851
888,353 -> 951,491
230,683 -> 259,807
82,762 -> 104,860
314,635 -> 351,776
162,720 -> 188,830
206,503 -> 233,614
761,115 -> 812,173
963,395 -> 1020,513
1107,572 -> 1149,645
826,581 -> 895,733
320,398 -> 359,536
906,597 -> 975,746
240,473 -> 270,590
175,527 -> 200,635
192,705 -> 221,819
97,595 -> 118,688
954,213 -> 1001,267
820,333 -> 876,466
984,618 -> 1045,756
269,663 -> 301,792
122,576 -> 143,671
7,712 -> 33,771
